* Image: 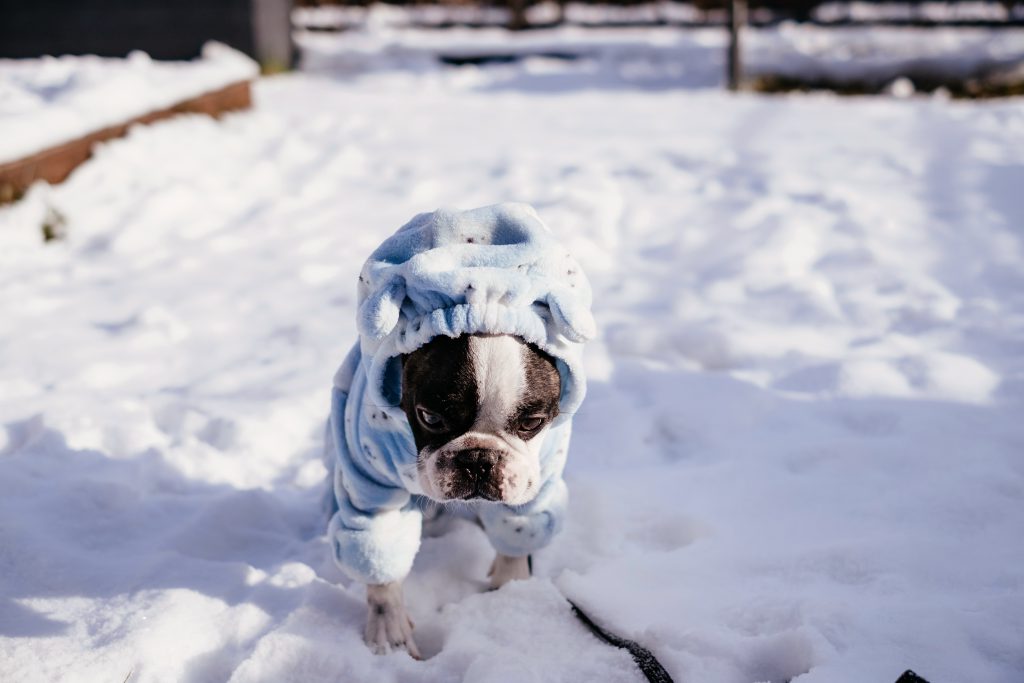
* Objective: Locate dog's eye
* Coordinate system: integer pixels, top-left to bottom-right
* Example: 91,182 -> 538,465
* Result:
416,407 -> 446,431
518,415 -> 546,433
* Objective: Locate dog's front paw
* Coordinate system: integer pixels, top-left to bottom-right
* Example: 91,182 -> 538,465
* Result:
488,553 -> 531,590
364,607 -> 420,659
364,582 -> 421,659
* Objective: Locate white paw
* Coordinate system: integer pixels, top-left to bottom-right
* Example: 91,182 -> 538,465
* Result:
488,553 -> 531,590
364,583 -> 420,659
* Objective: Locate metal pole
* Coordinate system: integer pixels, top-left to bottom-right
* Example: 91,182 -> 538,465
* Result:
727,0 -> 746,91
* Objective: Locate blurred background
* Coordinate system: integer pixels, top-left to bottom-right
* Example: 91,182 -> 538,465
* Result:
1,0 -> 1023,92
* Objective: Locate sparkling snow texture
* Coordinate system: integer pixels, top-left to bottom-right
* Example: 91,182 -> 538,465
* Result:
1,33 -> 1023,683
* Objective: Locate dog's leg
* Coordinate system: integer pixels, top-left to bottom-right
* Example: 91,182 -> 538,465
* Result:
488,553 -> 531,589
365,581 -> 420,659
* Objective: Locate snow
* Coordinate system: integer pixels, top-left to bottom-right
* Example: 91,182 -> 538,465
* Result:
297,19 -> 1024,89
291,1 -> 1024,29
0,42 -> 258,164
814,2 -> 1024,23
2,30 -> 1024,683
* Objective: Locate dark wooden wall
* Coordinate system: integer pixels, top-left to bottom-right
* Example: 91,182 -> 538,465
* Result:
0,0 -> 255,60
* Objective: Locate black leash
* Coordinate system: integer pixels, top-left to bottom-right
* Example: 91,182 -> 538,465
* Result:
535,558 -> 930,683
564,600 -> 932,683
895,672 -> 931,683
527,556 -> 675,683
530,560 -> 934,683
568,599 -> 675,683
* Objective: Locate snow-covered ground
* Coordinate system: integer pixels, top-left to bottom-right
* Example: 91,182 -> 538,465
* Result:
292,1 -> 1024,29
0,43 -> 257,164
814,1 -> 1024,23
297,18 -> 1024,89
2,35 -> 1024,683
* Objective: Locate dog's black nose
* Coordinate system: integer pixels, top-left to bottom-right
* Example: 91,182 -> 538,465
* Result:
452,448 -> 501,499
453,448 -> 497,480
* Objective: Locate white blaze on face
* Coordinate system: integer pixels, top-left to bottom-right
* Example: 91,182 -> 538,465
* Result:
467,335 -> 544,504
469,335 -> 525,433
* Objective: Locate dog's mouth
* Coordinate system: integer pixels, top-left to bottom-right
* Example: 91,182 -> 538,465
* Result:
445,476 -> 504,502
420,446 -> 535,504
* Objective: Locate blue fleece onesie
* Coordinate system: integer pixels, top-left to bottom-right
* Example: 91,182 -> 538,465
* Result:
325,203 -> 594,585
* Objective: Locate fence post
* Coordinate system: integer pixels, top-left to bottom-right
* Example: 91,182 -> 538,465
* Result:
508,0 -> 529,30
252,0 -> 295,72
727,0 -> 746,91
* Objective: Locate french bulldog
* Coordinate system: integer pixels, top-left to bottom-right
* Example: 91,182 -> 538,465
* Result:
323,203 -> 593,658
364,332 -> 562,657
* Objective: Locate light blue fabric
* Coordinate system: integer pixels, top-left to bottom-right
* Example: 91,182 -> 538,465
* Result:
325,203 -> 593,585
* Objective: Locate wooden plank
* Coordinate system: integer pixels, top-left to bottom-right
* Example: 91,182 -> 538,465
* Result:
0,80 -> 252,204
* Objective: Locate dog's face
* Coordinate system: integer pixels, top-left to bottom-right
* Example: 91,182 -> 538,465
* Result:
400,334 -> 561,505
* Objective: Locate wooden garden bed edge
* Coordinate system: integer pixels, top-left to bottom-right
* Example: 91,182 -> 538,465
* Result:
0,79 -> 253,204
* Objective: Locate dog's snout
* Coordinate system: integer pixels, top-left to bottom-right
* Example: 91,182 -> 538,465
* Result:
449,448 -> 504,500
453,448 -> 498,481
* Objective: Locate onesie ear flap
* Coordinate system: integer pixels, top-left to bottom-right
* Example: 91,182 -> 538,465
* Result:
546,291 -> 596,343
359,278 -> 406,340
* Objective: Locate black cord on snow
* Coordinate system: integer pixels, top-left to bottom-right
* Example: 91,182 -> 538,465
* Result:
524,555 -> 674,683
529,560 -> 930,683
568,600 -> 675,683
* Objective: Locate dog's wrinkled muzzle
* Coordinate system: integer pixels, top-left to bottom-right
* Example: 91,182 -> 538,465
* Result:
443,447 -> 505,501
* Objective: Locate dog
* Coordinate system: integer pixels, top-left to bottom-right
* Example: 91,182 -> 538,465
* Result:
324,203 -> 594,657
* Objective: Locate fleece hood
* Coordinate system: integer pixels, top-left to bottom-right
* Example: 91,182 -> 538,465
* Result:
355,202 -> 595,420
